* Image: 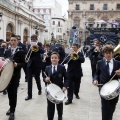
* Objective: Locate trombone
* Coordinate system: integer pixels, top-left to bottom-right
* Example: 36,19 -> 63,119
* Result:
61,48 -> 81,64
25,44 -> 39,62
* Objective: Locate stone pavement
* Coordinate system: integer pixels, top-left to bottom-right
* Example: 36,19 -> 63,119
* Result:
0,58 -> 120,120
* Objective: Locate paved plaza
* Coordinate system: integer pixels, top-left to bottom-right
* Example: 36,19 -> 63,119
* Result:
0,58 -> 120,120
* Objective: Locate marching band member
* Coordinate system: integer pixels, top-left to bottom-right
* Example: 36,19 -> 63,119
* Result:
43,52 -> 68,120
41,44 -> 51,85
4,34 -> 25,120
93,45 -> 120,120
64,43 -> 85,105
25,34 -> 44,101
89,39 -> 101,79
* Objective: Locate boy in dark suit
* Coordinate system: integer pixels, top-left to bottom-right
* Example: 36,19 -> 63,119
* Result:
4,34 -> 25,120
44,52 -> 68,120
93,45 -> 120,120
25,34 -> 44,100
64,43 -> 85,105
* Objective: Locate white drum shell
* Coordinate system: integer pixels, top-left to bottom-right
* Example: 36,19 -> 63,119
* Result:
0,59 -> 14,92
45,84 -> 65,104
100,80 -> 120,100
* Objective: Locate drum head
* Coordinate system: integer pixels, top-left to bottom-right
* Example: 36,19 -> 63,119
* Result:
46,84 -> 65,101
0,61 -> 14,92
100,80 -> 119,96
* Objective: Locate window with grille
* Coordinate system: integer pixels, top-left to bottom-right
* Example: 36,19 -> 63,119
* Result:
76,4 -> 80,10
117,4 -> 120,10
103,4 -> 108,10
90,4 -> 94,10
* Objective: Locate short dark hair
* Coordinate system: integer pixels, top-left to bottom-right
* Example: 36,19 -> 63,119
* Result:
31,34 -> 38,40
45,44 -> 50,47
72,43 -> 79,48
105,41 -> 114,45
16,35 -> 21,40
102,45 -> 114,54
11,34 -> 17,38
51,52 -> 60,58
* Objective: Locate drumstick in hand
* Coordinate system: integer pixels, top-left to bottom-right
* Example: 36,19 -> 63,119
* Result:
43,72 -> 51,83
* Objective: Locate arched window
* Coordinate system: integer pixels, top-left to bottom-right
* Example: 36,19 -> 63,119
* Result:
74,17 -> 80,28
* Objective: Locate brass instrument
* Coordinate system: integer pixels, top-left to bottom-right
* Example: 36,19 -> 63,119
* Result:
114,43 -> 120,56
61,47 -> 81,64
42,50 -> 48,62
25,44 -> 39,62
31,45 -> 39,52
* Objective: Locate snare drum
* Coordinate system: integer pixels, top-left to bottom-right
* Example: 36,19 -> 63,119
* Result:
100,80 -> 120,100
0,57 -> 14,92
45,83 -> 65,104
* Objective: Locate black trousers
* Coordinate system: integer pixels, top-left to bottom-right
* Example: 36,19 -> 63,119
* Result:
47,99 -> 63,120
7,77 -> 19,113
67,77 -> 81,100
27,64 -> 41,97
90,62 -> 96,78
101,96 -> 119,120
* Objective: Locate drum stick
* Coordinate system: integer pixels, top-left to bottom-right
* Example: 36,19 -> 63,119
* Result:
97,84 -> 103,86
43,72 -> 52,84
109,73 -> 116,82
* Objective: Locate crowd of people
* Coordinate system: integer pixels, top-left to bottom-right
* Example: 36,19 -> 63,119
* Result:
0,34 -> 120,120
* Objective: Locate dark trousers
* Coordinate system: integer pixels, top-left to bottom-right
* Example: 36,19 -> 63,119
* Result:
101,96 -> 119,120
23,63 -> 27,80
7,77 -> 19,113
67,77 -> 81,100
90,62 -> 96,78
27,64 -> 41,97
47,99 -> 63,120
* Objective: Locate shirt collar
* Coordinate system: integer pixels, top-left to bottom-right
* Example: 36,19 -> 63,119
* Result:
104,58 -> 113,64
52,65 -> 58,68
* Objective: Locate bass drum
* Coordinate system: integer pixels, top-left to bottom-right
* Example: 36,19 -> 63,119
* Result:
45,83 -> 65,104
100,80 -> 120,100
0,57 -> 14,92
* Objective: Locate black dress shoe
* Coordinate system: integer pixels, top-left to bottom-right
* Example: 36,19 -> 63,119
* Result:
58,116 -> 62,120
9,113 -> 14,120
76,95 -> 80,99
65,100 -> 72,105
6,109 -> 10,116
38,91 -> 42,95
25,96 -> 32,101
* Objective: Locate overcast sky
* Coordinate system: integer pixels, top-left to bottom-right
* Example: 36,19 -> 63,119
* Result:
56,0 -> 68,16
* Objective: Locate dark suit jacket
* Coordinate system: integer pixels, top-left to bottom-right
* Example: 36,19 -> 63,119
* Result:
64,52 -> 85,78
27,42 -> 44,68
18,42 -> 27,53
0,46 -> 4,57
93,58 -> 120,84
4,47 -> 25,80
43,64 -> 69,88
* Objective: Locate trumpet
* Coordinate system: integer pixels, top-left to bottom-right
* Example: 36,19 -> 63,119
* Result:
42,50 -> 48,62
61,48 -> 81,64
25,43 -> 39,62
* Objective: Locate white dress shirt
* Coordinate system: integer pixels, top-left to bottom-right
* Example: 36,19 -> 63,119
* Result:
52,65 -> 57,73
105,58 -> 113,75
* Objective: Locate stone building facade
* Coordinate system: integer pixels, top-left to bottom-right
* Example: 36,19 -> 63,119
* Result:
68,0 -> 120,44
0,0 -> 45,43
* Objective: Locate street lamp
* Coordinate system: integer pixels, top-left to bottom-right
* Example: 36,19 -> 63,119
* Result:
0,12 -> 3,22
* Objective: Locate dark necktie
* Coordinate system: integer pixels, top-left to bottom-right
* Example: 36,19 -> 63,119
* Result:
11,48 -> 14,55
53,66 -> 56,74
106,61 -> 110,75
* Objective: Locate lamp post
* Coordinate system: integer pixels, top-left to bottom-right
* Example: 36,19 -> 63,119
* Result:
0,12 -> 3,22
82,12 -> 86,45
